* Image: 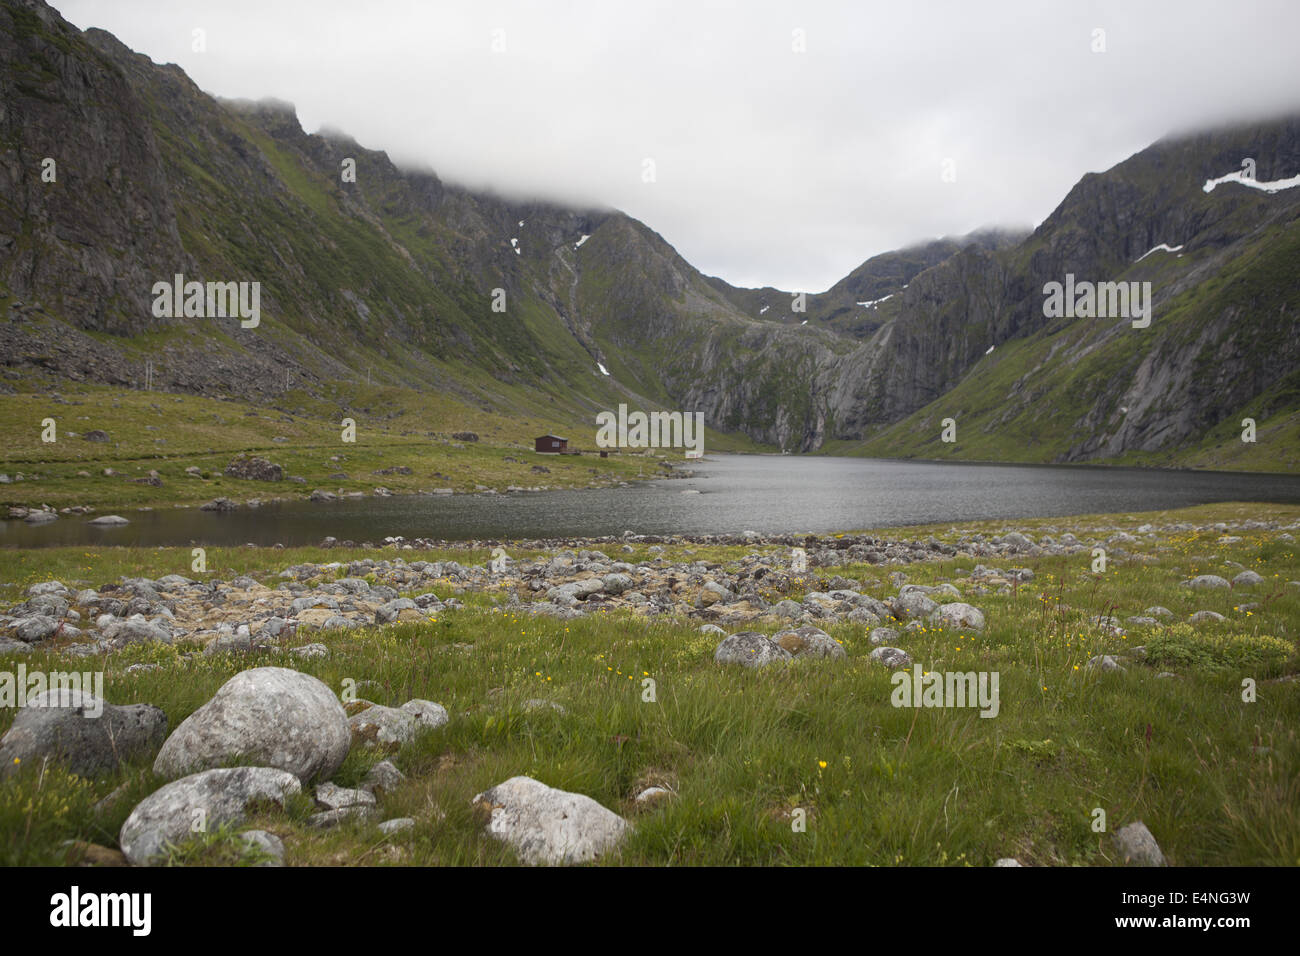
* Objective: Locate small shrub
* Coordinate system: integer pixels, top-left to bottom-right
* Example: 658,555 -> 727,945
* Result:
1144,624 -> 1294,674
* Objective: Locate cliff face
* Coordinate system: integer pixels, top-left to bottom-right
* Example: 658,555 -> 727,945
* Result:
2,0 -> 1298,467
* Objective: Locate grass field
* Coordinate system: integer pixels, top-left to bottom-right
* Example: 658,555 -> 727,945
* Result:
2,502 -> 1297,866
0,383 -> 739,511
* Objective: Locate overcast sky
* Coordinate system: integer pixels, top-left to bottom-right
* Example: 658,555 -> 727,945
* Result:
55,0 -> 1300,291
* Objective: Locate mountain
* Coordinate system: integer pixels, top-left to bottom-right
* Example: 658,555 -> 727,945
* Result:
2,0 -> 1298,471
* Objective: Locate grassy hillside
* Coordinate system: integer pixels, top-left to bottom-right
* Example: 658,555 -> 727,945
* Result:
0,381 -> 762,511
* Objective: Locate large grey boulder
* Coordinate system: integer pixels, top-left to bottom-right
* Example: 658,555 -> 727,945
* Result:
119,767 -> 301,865
1186,575 -> 1230,590
714,632 -> 792,668
0,689 -> 167,778
153,667 -> 350,783
472,776 -> 630,865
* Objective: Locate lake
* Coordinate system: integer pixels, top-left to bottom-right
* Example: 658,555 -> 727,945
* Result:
5,454 -> 1300,549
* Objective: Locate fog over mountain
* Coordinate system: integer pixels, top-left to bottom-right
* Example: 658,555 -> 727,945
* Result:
54,0 -> 1300,290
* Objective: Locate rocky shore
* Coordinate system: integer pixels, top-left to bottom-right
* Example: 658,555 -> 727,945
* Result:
2,517 -> 1294,660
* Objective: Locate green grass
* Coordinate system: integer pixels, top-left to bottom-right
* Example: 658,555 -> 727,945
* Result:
0,382 -> 736,510
1,502 -> 1297,866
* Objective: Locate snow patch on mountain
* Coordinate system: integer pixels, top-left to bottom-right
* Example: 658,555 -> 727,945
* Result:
1203,169 -> 1300,194
1135,243 -> 1184,262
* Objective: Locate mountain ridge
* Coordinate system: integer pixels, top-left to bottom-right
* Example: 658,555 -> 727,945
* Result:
2,0 -> 1298,471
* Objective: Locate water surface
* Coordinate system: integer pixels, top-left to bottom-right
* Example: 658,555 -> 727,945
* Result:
4,455 -> 1299,548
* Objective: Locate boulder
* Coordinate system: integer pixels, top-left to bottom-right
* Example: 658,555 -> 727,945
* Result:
153,667 -> 350,783
308,806 -> 379,829
400,699 -> 449,731
602,573 -> 634,595
104,617 -> 172,648
1232,570 -> 1264,588
845,607 -> 881,626
119,767 -> 301,865
892,591 -> 938,619
634,786 -> 673,808
868,627 -> 899,646
713,632 -> 792,668
868,646 -> 912,669
472,776 -> 630,866
360,759 -> 406,796
0,689 -> 167,778
237,829 -> 286,866
771,599 -> 804,619
315,781 -> 377,811
931,602 -> 985,630
1086,654 -> 1125,673
224,456 -> 283,481
12,616 -> 61,643
1113,821 -> 1167,866
349,703 -> 417,748
770,625 -> 846,660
